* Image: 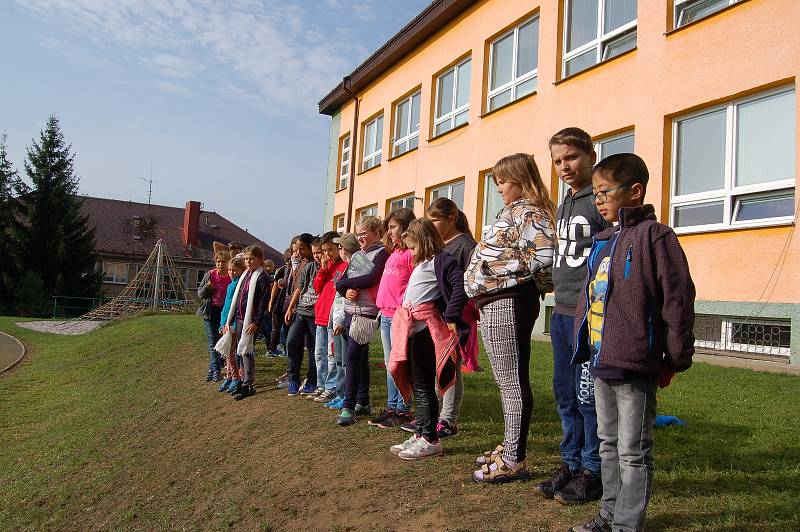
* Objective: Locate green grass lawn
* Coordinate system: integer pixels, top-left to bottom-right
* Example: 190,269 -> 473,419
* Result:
0,314 -> 798,531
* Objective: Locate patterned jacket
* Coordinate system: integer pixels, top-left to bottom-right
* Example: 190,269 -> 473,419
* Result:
464,198 -> 556,298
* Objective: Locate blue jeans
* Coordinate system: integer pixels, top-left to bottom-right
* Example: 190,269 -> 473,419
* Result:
314,325 -> 330,390
323,326 -> 340,392
550,312 -> 601,474
203,305 -> 223,373
380,316 -> 409,413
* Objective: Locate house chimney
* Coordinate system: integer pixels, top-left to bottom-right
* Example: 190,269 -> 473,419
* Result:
183,201 -> 201,247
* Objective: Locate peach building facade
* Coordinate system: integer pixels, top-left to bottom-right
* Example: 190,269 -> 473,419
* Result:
319,0 -> 800,365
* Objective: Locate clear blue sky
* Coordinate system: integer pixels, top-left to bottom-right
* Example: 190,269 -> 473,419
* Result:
0,0 -> 431,250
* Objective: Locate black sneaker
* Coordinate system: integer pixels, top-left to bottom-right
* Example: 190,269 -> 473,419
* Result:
436,419 -> 458,438
400,420 -> 417,433
354,403 -> 372,416
379,411 -> 412,429
367,409 -> 395,427
532,462 -> 573,499
568,514 -> 611,532
233,385 -> 256,401
555,469 -> 602,505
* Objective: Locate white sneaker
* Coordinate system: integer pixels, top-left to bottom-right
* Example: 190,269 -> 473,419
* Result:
399,437 -> 442,460
390,435 -> 419,455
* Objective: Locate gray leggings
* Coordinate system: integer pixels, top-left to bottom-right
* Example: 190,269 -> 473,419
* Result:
438,364 -> 463,424
241,352 -> 256,386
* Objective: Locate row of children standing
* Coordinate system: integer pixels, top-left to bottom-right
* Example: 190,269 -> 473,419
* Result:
196,127 -> 696,532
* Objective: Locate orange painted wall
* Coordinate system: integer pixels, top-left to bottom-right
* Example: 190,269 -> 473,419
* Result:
329,0 -> 800,304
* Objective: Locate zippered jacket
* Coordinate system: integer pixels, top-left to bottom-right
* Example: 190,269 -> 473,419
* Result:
573,204 -> 696,376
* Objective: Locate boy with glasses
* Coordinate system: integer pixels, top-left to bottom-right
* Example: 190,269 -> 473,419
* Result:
570,154 -> 695,532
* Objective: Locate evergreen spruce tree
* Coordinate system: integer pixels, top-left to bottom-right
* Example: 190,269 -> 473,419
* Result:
0,134 -> 23,314
14,115 -> 101,315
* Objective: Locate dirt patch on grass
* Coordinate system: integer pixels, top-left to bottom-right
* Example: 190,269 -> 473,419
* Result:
16,320 -> 105,335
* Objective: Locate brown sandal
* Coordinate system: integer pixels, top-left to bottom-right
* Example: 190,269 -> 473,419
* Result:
474,444 -> 504,467
472,455 -> 530,484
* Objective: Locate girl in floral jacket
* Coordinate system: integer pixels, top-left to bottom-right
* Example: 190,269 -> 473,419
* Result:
465,153 -> 556,483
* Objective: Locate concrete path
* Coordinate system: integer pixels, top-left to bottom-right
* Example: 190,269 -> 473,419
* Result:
0,332 -> 25,373
16,320 -> 104,335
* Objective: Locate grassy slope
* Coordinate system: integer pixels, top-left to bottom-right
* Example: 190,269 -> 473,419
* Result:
0,315 -> 798,531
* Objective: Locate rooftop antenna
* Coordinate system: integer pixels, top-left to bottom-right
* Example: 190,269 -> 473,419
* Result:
139,161 -> 156,205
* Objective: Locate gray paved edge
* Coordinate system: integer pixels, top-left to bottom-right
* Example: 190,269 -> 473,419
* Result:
0,332 -> 26,373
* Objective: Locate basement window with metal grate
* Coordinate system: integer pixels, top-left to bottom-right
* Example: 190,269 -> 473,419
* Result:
694,314 -> 791,358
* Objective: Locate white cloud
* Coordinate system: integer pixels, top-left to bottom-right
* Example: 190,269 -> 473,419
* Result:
141,53 -> 204,78
152,79 -> 193,97
18,0 -> 365,114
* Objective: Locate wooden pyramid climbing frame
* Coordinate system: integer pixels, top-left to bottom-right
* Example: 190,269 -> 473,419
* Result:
82,239 -> 191,320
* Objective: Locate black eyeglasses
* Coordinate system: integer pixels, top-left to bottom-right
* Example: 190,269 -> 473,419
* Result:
590,184 -> 629,205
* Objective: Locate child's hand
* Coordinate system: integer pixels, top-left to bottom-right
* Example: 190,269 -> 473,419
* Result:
446,322 -> 458,333
333,325 -> 345,336
346,289 -> 359,301
658,367 -> 676,388
245,323 -> 258,335
222,324 -> 229,334
285,309 -> 294,325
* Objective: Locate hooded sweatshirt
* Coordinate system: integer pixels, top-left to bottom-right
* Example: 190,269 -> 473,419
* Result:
552,184 -> 610,316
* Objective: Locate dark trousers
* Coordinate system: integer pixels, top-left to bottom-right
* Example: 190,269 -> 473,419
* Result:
286,314 -> 317,386
343,336 -> 370,410
409,328 -> 438,442
204,305 -> 223,373
551,312 -> 601,474
269,300 -> 288,351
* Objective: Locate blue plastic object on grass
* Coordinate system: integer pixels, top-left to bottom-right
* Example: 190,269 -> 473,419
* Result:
655,415 -> 686,427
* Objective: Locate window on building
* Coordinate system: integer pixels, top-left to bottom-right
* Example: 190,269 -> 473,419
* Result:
557,131 -> 635,203
339,134 -> 351,190
102,262 -> 128,284
694,314 -> 791,358
487,15 -> 539,112
562,0 -> 637,78
333,214 -> 345,234
483,172 -> 506,233
357,204 -> 378,220
195,269 -> 205,288
430,180 -> 465,210
362,115 -> 383,171
674,0 -> 742,29
389,195 -> 415,212
434,57 -> 471,136
671,86 -> 795,232
393,91 -> 421,157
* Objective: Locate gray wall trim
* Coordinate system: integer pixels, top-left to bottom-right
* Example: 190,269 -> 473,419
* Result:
323,111 -> 341,231
534,297 -> 799,366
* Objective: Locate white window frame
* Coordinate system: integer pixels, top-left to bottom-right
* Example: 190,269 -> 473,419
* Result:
195,268 -> 205,288
434,58 -> 471,136
482,172 -> 505,234
430,180 -> 465,210
487,15 -> 539,112
674,0 -> 741,29
339,134 -> 350,190
389,195 -> 415,212
334,214 -> 345,234
102,261 -> 128,284
361,115 -> 383,172
557,131 -> 636,203
358,205 -> 378,219
562,0 -> 637,78
670,86 -> 796,234
392,92 -> 421,157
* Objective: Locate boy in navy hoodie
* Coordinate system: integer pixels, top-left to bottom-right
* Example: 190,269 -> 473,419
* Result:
570,154 -> 695,532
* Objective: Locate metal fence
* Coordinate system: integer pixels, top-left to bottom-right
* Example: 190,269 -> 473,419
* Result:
52,296 -> 113,318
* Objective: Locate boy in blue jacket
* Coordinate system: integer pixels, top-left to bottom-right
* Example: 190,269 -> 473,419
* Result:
570,154 -> 695,532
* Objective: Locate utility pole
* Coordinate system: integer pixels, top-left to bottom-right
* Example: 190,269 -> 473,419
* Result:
139,161 -> 156,205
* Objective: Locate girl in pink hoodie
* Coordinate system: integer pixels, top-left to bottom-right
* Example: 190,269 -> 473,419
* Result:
371,207 -> 416,429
